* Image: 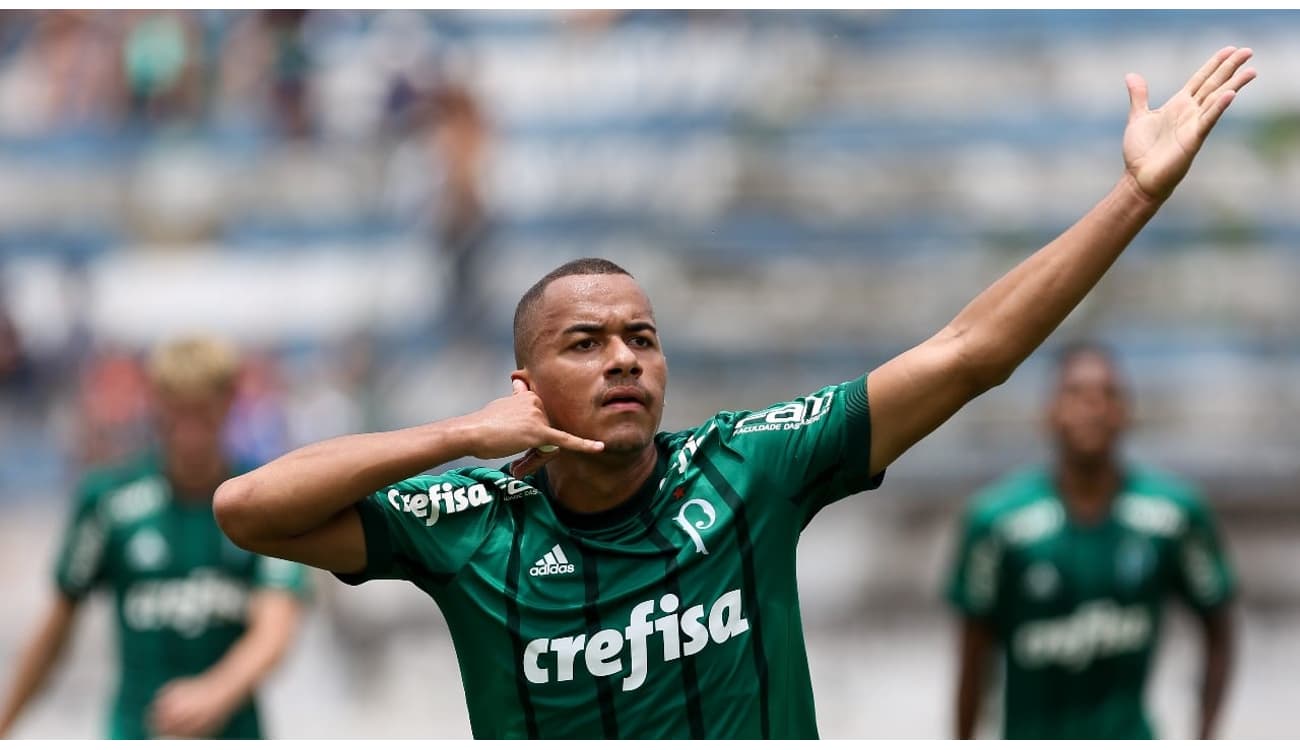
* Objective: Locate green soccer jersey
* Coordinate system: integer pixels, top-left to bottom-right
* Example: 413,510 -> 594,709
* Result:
337,375 -> 882,739
53,452 -> 312,740
945,465 -> 1235,739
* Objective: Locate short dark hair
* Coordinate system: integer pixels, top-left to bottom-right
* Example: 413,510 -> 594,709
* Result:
1053,339 -> 1118,374
1051,339 -> 1129,394
512,258 -> 633,367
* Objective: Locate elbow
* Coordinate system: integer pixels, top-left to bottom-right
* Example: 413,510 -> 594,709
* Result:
214,476 -> 261,551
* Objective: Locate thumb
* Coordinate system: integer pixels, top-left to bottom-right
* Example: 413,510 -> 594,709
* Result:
511,378 -> 529,395
1126,73 -> 1149,117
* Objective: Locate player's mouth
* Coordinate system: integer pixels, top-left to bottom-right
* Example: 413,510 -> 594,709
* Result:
600,386 -> 649,412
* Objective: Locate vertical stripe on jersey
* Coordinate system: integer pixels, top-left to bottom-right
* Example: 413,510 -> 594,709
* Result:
645,525 -> 706,738
695,453 -> 770,739
504,503 -> 540,738
579,545 -> 620,738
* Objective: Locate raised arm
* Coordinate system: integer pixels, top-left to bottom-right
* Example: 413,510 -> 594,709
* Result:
214,379 -> 604,573
866,47 -> 1255,477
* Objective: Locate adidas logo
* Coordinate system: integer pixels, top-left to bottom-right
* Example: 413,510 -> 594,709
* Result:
529,544 -> 576,577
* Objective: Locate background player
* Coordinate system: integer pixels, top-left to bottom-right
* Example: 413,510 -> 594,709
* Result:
213,47 -> 1254,738
945,342 -> 1235,739
0,336 -> 311,739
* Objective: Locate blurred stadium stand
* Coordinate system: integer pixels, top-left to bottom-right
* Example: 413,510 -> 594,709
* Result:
1,9 -> 1297,738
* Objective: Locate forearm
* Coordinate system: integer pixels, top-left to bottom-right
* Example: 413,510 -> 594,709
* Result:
215,417 -> 479,544
954,619 -> 992,739
0,598 -> 77,737
1198,609 -> 1234,739
945,174 -> 1160,390
955,674 -> 981,740
199,595 -> 301,713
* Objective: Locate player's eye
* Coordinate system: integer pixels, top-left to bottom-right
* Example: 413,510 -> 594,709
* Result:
572,339 -> 597,351
630,335 -> 655,348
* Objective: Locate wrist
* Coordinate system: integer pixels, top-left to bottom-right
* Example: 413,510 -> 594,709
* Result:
1116,171 -> 1165,214
438,415 -> 483,459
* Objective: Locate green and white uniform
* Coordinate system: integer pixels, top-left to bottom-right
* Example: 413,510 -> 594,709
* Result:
53,453 -> 312,739
337,376 -> 882,738
946,466 -> 1235,739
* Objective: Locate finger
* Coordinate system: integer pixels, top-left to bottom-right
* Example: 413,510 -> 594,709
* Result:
1125,73 -> 1149,116
1184,46 -> 1236,98
1197,90 -> 1238,138
1194,47 -> 1252,103
1218,65 -> 1257,97
511,378 -> 528,395
543,428 -> 605,454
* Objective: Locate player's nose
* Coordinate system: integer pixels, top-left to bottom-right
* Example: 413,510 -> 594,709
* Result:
604,337 -> 642,377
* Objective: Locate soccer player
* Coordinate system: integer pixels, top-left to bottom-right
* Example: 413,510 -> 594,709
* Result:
0,336 -> 311,739
214,47 -> 1255,738
946,343 -> 1235,740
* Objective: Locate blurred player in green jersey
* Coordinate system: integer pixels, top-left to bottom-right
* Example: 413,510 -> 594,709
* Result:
0,336 -> 311,739
215,48 -> 1254,738
946,343 -> 1235,739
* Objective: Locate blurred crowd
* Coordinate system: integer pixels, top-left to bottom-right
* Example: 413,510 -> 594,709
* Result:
0,10 -> 499,486
1,8 -> 1298,499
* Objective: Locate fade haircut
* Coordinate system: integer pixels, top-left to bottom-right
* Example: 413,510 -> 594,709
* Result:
512,258 -> 633,367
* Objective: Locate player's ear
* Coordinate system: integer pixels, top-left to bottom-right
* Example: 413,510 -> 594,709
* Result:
510,368 -> 532,392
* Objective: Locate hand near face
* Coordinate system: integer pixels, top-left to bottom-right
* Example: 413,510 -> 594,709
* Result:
460,378 -> 604,475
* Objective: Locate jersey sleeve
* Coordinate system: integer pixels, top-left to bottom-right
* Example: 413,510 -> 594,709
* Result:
1172,494 -> 1236,612
945,504 -> 1004,620
333,472 -> 500,590
253,554 -> 313,600
52,483 -> 110,600
721,374 -> 883,521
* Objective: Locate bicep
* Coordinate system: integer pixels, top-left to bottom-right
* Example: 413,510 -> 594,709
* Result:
867,329 -> 984,476
245,506 -> 368,575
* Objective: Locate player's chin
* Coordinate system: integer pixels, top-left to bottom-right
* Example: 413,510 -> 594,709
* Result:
596,425 -> 655,455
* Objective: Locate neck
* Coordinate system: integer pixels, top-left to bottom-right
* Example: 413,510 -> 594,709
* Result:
1055,453 -> 1123,524
546,444 -> 659,515
166,451 -> 228,502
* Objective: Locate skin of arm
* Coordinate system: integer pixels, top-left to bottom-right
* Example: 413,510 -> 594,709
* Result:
866,47 -> 1255,477
954,618 -> 994,740
147,590 -> 304,739
0,595 -> 79,738
214,380 -> 604,573
1195,604 -> 1234,739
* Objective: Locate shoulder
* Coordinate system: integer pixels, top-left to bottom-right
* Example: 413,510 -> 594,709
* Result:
375,465 -> 538,529
75,455 -> 169,525
965,467 -> 1059,540
1117,464 -> 1212,537
713,381 -> 847,436
1124,463 -> 1206,507
969,466 -> 1053,518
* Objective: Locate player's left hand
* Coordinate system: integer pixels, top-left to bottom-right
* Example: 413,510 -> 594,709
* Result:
1122,46 -> 1255,203
147,676 -> 240,739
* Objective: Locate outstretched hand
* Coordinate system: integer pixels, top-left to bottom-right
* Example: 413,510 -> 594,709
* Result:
1123,46 -> 1255,203
460,378 -> 603,477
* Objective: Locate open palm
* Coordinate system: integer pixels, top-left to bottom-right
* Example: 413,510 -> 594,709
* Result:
1123,46 -> 1256,203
